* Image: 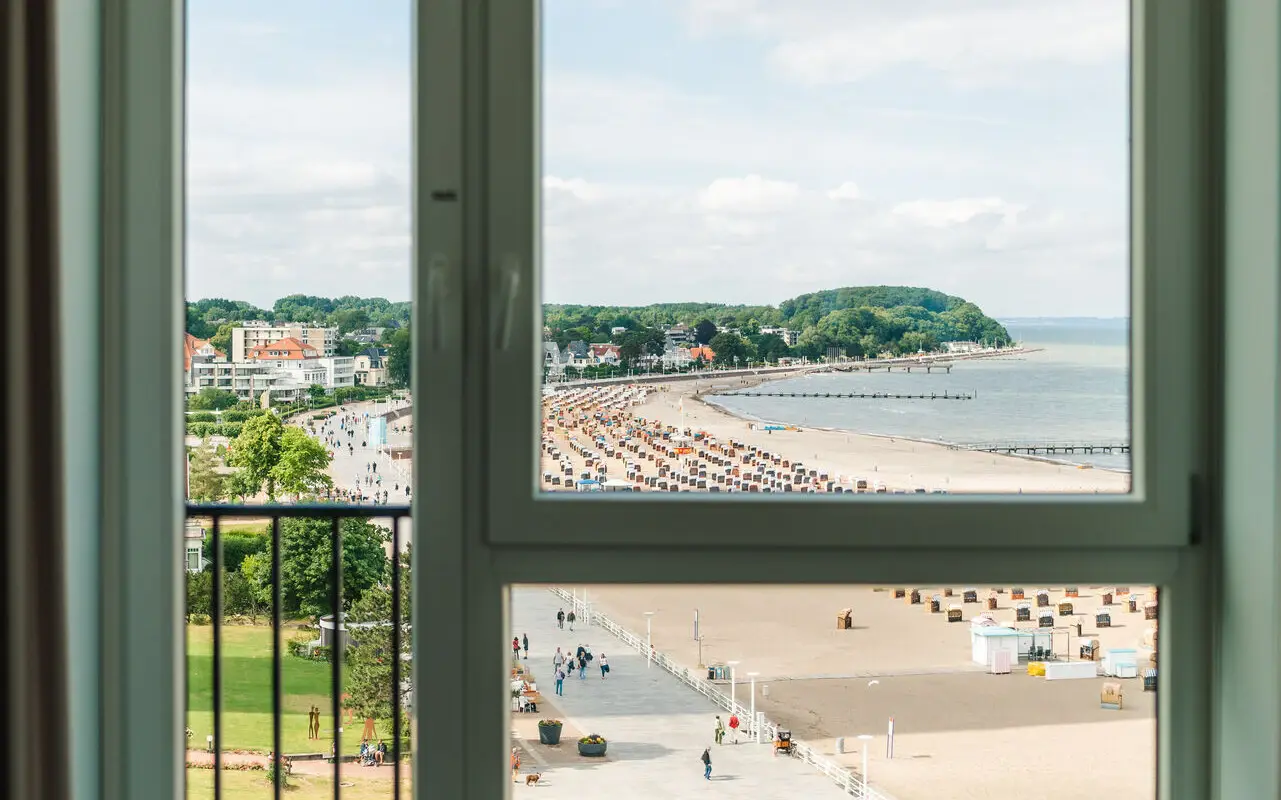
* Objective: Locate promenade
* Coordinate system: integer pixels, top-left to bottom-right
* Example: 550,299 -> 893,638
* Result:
509,586 -> 853,798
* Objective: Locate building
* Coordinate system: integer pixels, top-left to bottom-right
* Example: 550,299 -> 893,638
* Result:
542,342 -> 567,377
229,321 -> 339,362
183,522 -> 206,573
589,343 -> 622,365
350,326 -> 388,345
689,345 -> 715,363
183,332 -> 226,389
354,347 -> 389,386
944,341 -> 984,354
245,337 -> 355,390
661,347 -> 693,369
565,340 -> 590,367
761,326 -> 801,347
664,323 -> 693,348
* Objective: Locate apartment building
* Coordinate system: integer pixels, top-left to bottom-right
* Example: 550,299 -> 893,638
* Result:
760,326 -> 800,347
354,347 -> 389,386
246,337 -> 354,389
229,320 -> 338,361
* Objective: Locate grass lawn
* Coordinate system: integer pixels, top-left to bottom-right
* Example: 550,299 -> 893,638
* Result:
186,767 -> 410,800
187,624 -> 402,757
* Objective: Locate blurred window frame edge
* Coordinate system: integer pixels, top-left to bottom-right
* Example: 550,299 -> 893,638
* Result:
68,3 -> 1278,800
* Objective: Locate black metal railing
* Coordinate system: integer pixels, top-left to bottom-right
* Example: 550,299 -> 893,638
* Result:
186,503 -> 412,800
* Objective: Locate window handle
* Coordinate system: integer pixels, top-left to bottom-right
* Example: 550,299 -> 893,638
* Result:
425,255 -> 448,351
496,257 -> 522,351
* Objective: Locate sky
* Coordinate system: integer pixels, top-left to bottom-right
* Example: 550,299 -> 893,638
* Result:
187,0 -> 1130,318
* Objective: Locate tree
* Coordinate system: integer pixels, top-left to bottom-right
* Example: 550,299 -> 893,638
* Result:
345,548 -> 413,739
240,552 -> 274,612
308,384 -> 327,403
188,387 -> 238,411
203,532 -> 268,573
279,518 -> 390,618
187,440 -> 226,501
708,331 -> 748,366
386,328 -> 411,387
186,570 -> 212,617
208,322 -> 237,356
693,319 -> 718,345
272,427 -> 333,499
333,308 -> 371,336
226,413 -> 285,500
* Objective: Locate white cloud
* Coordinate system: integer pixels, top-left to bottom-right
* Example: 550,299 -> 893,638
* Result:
698,175 -> 799,213
683,0 -> 1128,86
891,197 -> 1024,228
544,176 -> 603,202
826,182 -> 862,201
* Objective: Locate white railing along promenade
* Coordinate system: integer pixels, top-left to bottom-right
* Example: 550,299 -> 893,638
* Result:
554,588 -> 896,800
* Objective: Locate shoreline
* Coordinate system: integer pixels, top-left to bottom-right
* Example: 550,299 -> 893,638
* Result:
697,391 -> 1132,476
608,377 -> 1129,493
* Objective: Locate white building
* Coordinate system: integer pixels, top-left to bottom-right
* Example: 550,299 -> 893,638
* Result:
661,347 -> 693,369
230,321 -> 339,362
354,348 -> 389,386
183,522 -> 206,573
664,323 -> 693,349
761,326 -> 800,347
245,337 -> 354,390
944,341 -> 984,354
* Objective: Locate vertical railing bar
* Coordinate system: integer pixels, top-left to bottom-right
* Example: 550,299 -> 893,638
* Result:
390,514 -> 403,800
331,515 -> 343,799
272,516 -> 283,800
211,514 -> 223,799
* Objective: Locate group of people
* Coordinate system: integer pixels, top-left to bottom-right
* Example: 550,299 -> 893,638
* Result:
551,644 -> 609,694
358,737 -> 389,766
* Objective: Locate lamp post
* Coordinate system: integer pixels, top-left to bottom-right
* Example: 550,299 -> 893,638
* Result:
727,660 -> 741,717
747,671 -> 760,744
644,611 -> 655,668
858,734 -> 874,788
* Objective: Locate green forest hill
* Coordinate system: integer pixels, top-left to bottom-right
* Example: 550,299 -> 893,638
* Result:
185,286 -> 1011,366
545,286 -> 1011,362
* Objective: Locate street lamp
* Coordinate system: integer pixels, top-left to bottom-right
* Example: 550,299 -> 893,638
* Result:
747,671 -> 760,744
858,734 -> 874,788
644,611 -> 655,668
727,660 -> 741,717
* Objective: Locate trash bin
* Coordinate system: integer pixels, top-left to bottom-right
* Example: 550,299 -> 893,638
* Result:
835,737 -> 846,754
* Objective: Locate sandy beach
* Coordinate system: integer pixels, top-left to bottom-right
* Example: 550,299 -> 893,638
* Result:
560,583 -> 1158,800
639,380 -> 1130,494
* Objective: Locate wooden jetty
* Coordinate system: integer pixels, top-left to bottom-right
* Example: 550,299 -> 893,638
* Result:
833,361 -> 954,374
722,390 -> 975,401
954,441 -> 1130,455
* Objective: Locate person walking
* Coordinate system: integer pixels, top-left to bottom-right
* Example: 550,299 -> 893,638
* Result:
555,666 -> 566,696
521,633 -> 529,659
729,713 -> 740,744
552,647 -> 565,674
557,608 -> 565,629
511,637 -> 521,661
714,715 -> 725,745
701,747 -> 712,780
567,610 -> 576,631
511,747 -> 521,783
599,653 -> 609,679
580,649 -> 590,679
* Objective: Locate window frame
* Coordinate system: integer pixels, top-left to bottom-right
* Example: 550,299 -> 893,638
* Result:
478,0 -> 1209,552
82,1 -> 1281,799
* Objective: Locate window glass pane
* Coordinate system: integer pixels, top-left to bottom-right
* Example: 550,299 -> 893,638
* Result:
539,1 -> 1131,497
185,2 -> 415,796
510,583 -> 1157,797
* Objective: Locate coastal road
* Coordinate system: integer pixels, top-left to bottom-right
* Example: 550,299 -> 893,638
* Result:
509,586 -> 854,798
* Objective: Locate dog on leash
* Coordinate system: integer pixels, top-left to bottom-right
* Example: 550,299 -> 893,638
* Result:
524,772 -> 542,786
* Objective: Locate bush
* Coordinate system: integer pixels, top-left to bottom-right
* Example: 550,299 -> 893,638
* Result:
187,412 -> 218,423
187,613 -> 211,625
187,422 -> 216,438
216,422 -> 243,438
204,532 -> 267,573
221,409 -> 265,423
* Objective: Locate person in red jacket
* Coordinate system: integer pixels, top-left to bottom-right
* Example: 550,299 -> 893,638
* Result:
728,713 -> 740,744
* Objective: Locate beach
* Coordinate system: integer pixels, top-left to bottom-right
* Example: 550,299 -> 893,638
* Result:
542,374 -> 1129,494
557,583 -> 1158,800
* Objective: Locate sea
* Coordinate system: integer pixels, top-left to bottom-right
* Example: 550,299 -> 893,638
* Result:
708,318 -> 1131,472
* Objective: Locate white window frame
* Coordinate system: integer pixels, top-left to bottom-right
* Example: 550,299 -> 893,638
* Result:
479,1 -> 1207,552
76,1 -> 1281,799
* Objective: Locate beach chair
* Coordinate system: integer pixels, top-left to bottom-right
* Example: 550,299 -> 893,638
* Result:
893,588 -> 906,599
1038,611 -> 1055,629
1101,591 -> 1114,605
947,603 -> 963,623
986,594 -> 999,611
1143,669 -> 1158,692
1065,586 -> 1079,598
1058,600 -> 1074,616
908,590 -> 921,605
929,595 -> 942,613
1036,590 -> 1051,608
963,588 -> 978,603
1011,588 -> 1025,600
1095,608 -> 1111,628
1016,602 -> 1031,622
1144,602 -> 1159,620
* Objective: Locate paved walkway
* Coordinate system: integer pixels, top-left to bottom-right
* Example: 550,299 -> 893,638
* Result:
510,587 -> 853,798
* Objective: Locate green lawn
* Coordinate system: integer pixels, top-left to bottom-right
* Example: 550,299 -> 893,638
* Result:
186,767 -> 409,800
187,624 -> 401,757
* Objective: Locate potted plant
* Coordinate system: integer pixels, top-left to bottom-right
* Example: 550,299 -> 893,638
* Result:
538,719 -> 563,745
578,733 -> 608,757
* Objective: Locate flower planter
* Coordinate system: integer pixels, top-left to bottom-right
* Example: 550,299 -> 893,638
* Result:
539,724 -> 563,745
578,741 -> 607,757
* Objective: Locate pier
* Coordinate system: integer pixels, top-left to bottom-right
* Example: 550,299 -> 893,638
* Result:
833,361 -> 954,373
954,441 -> 1130,455
723,390 -> 975,400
